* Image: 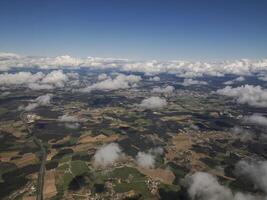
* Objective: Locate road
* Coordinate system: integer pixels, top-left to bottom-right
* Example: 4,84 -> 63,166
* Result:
20,112 -> 47,200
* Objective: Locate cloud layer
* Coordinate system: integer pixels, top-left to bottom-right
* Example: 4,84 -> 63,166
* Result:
216,85 -> 267,107
224,76 -> 245,85
79,74 -> 141,92
181,78 -> 208,86
0,70 -> 71,90
1,53 -> 267,78
152,85 -> 174,94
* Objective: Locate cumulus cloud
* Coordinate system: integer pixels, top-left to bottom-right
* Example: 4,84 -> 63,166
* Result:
135,147 -> 163,169
58,114 -> 85,129
1,52 -> 267,78
235,160 -> 267,193
0,53 -> 128,71
186,172 -> 232,200
216,85 -> 267,107
28,83 -> 54,90
186,172 -> 262,200
0,52 -> 21,60
139,96 -> 167,109
148,147 -> 164,155
79,74 -> 141,92
257,72 -> 267,82
122,59 -> 267,78
152,85 -> 174,94
97,73 -> 108,81
93,143 -> 123,168
181,78 -> 208,86
243,114 -> 267,127
0,70 -> 73,90
58,114 -> 86,122
59,115 -> 78,122
0,91 -> 10,97
40,70 -> 68,87
230,126 -> 254,142
0,72 -> 44,85
64,122 -> 80,129
20,94 -> 53,111
136,152 -> 155,169
224,76 -> 245,85
149,76 -> 160,81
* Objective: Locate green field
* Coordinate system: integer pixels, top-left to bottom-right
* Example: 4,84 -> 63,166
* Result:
56,160 -> 89,194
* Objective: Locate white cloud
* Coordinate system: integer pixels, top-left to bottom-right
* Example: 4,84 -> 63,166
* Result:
58,113 -> 86,129
40,70 -> 68,87
148,147 -> 164,155
236,76 -> 245,82
230,126 -> 254,142
257,72 -> 267,82
58,114 -> 87,122
181,78 -> 208,86
97,73 -> 108,81
20,94 -> 53,111
243,114 -> 267,127
0,52 -> 21,59
1,52 -> 267,78
93,143 -> 123,168
216,85 -> 267,107
28,83 -> 54,90
79,74 -> 141,92
58,114 -> 79,122
0,70 -> 73,90
0,72 -> 44,85
186,172 -> 233,200
152,85 -> 174,94
135,147 -> 163,169
139,96 -> 167,109
149,76 -> 160,81
186,172 -> 262,200
235,160 -> 267,193
224,76 -> 245,85
0,91 -> 10,96
135,152 -> 155,169
64,122 -> 80,129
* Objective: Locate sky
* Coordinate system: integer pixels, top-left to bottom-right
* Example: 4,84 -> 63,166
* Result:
0,0 -> 267,60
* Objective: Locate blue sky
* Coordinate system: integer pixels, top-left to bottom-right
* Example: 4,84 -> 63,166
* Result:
0,0 -> 267,60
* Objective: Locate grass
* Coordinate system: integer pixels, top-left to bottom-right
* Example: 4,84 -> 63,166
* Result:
109,166 -> 144,179
134,118 -> 153,127
88,167 -> 151,198
58,155 -> 72,164
0,107 -> 8,117
101,129 -> 115,135
159,183 -> 181,193
114,181 -> 147,193
70,160 -> 89,175
109,167 -> 152,199
0,163 -> 17,183
56,160 -> 89,194
158,183 -> 181,199
68,136 -> 78,145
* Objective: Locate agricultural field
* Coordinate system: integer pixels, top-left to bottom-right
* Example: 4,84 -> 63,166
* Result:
0,68 -> 267,200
